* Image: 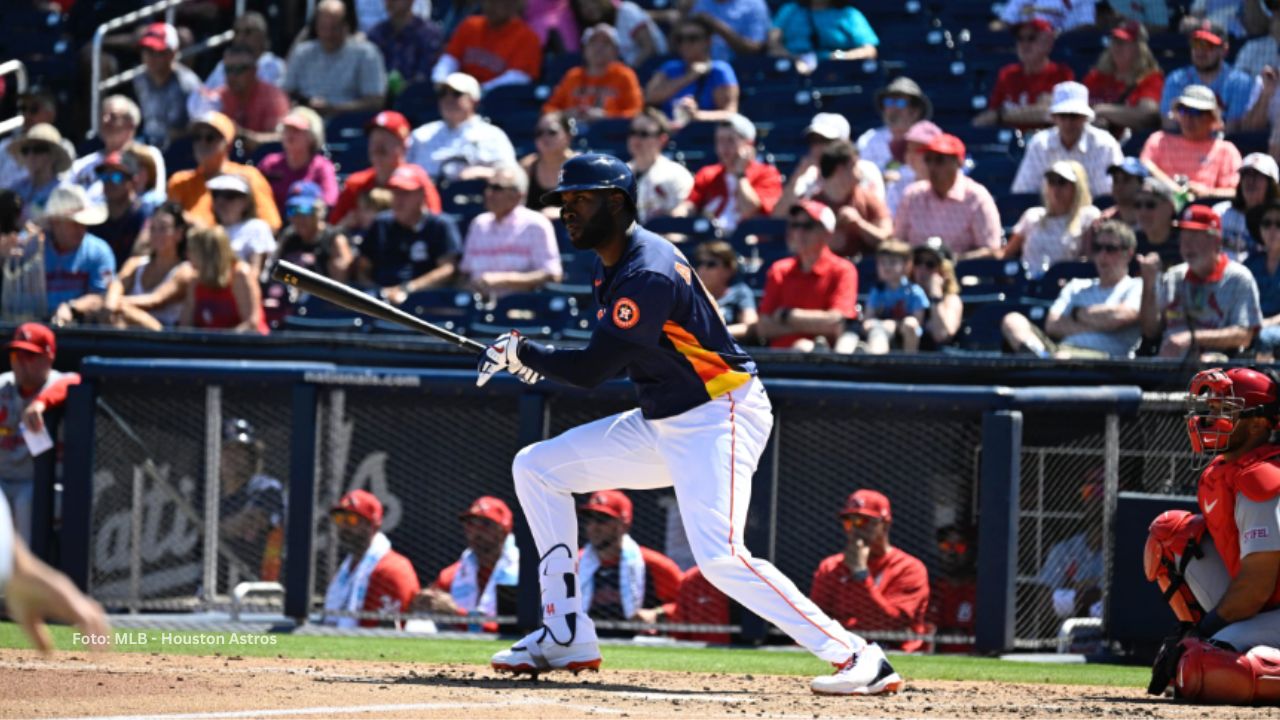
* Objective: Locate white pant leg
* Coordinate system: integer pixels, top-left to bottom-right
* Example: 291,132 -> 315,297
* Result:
655,378 -> 856,664
0,479 -> 32,546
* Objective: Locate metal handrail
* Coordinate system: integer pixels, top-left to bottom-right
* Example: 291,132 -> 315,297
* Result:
0,61 -> 29,141
89,0 -> 245,139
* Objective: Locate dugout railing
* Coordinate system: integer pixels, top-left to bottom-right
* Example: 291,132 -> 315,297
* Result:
53,358 -> 1187,653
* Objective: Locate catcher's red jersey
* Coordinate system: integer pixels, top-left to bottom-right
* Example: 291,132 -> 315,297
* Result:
1198,443 -> 1280,610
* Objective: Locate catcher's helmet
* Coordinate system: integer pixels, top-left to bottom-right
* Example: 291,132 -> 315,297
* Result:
540,153 -> 636,207
1185,367 -> 1279,454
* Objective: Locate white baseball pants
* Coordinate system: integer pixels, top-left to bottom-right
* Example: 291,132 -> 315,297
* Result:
512,377 -> 858,663
1183,537 -> 1280,650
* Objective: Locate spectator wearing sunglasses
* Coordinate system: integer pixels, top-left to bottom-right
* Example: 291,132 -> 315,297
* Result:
542,25 -> 644,123
1214,153 -> 1279,262
692,240 -> 756,341
644,17 -> 740,124
1132,176 -> 1183,268
810,490 -> 929,653
894,134 -> 1003,260
167,112 -> 282,232
459,165 -> 561,298
321,489 -> 422,629
1002,218 -> 1143,359
856,77 -> 931,176
929,524 -> 976,654
211,44 -> 290,150
1244,198 -> 1280,357
332,111 -> 443,228
521,113 -> 579,217
911,238 -> 963,351
6,124 -> 73,223
202,12 -> 287,90
973,19 -> 1075,131
406,73 -> 517,184
88,152 -> 147,267
1141,84 -> 1242,200
1003,160 -> 1101,279
627,109 -> 693,223
355,165 -> 461,306
1011,82 -> 1122,197
71,96 -> 166,206
1081,21 -> 1164,137
0,87 -> 62,192
414,496 -> 520,633
1157,20 -> 1258,133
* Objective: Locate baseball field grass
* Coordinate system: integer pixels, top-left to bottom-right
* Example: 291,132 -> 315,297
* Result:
0,622 -> 1148,688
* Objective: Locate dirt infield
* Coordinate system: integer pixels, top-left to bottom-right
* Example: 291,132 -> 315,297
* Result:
0,648 -> 1275,720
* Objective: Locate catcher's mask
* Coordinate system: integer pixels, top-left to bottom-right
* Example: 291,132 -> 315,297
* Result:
1185,367 -> 1279,455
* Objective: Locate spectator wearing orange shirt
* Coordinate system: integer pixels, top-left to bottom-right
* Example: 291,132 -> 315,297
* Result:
543,24 -> 643,121
432,0 -> 542,92
167,112 -> 282,231
810,490 -> 929,653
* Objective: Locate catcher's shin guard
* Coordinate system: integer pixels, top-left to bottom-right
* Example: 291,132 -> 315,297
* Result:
1175,639 -> 1280,704
1145,511 -> 1208,623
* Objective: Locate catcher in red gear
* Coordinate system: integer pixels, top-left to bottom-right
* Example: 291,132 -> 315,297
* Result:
1144,367 -> 1280,704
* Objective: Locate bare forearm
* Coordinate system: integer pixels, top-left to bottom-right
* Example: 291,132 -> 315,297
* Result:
646,74 -> 697,104
1241,89 -> 1276,131
406,261 -> 458,292
1093,103 -> 1159,130
1078,304 -> 1139,331
476,269 -> 557,292
785,308 -> 846,334
1191,326 -> 1255,349
1140,283 -> 1161,339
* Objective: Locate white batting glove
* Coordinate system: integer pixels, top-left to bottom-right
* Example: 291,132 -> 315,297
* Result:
476,331 -> 542,387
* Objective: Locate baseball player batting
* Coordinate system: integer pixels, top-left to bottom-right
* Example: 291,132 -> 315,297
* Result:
1146,367 -> 1280,704
476,153 -> 903,696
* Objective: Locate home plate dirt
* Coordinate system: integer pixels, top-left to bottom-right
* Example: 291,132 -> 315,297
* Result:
0,649 -> 1275,720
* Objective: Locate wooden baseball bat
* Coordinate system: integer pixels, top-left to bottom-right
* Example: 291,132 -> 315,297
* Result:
270,259 -> 488,353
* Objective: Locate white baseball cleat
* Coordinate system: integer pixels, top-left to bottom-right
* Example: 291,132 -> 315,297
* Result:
491,627 -> 602,677
810,643 -> 904,696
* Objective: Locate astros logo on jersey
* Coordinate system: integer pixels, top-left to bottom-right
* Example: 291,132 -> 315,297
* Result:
613,298 -> 640,329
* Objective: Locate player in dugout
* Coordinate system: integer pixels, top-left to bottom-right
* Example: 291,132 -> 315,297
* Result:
320,489 -> 420,629
1146,367 -> 1280,703
415,495 -> 520,631
476,153 -> 904,695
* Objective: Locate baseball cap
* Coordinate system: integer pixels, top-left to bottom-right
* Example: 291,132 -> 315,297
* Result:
805,112 -> 851,142
790,200 -> 836,233
1108,156 -> 1149,179
1189,19 -> 1226,47
440,72 -> 481,102
1045,160 -> 1079,184
333,489 -> 384,527
925,133 -> 966,162
286,180 -> 325,212
206,173 -> 251,195
459,495 -> 514,533
1176,84 -> 1220,113
1241,152 -> 1280,184
193,111 -> 236,144
1176,204 -> 1222,235
386,164 -> 431,193
582,22 -> 619,48
841,489 -> 892,523
1137,176 -> 1179,208
578,489 -> 632,525
96,150 -> 138,175
1111,19 -> 1147,43
367,110 -> 411,141
7,322 -> 55,357
139,22 -> 179,52
1015,18 -> 1054,35
1048,81 -> 1094,119
722,113 -> 757,143
903,120 -> 942,146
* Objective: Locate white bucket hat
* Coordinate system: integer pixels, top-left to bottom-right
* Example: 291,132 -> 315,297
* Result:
1048,81 -> 1094,119
41,184 -> 108,225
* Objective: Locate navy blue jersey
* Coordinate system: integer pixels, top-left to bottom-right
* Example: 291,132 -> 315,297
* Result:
520,226 -> 756,419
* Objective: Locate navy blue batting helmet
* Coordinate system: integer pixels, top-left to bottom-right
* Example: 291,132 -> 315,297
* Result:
540,153 -> 636,207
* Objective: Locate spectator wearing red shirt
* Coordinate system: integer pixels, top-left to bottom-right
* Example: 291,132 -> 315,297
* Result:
1082,21 -> 1164,136
757,200 -> 859,351
928,524 -> 976,654
414,496 -> 520,633
638,566 -> 736,644
330,111 -> 442,227
810,490 -> 929,652
973,19 -> 1074,131
675,114 -> 782,232
215,44 -> 290,149
431,0 -> 543,92
321,490 -> 422,629
578,490 -> 682,638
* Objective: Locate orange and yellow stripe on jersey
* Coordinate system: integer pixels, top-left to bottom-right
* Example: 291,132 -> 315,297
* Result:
662,321 -> 752,399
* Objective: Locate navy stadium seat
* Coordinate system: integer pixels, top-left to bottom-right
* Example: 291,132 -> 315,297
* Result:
393,80 -> 442,126
282,292 -> 370,332
578,118 -> 632,155
954,257 -> 1027,303
470,292 -> 581,339
810,58 -> 883,88
324,111 -> 377,174
646,216 -> 719,243
957,301 -> 1047,352
162,136 -> 197,174
437,178 -> 489,217
546,251 -> 597,296
370,289 -> 478,335
249,141 -> 283,166
1028,260 -> 1098,301
996,193 -> 1042,228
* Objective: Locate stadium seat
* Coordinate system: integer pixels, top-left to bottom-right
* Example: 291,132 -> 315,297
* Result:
729,218 -> 790,280
546,251 -> 597,296
437,178 -> 488,217
1226,130 -> 1269,156
393,80 -> 442,126
249,141 -> 283,166
470,292 -> 581,339
480,83 -> 545,118
954,257 -> 1026,303
162,136 -> 197,174
1028,260 -> 1097,300
578,118 -> 632,155
733,55 -> 806,87
957,301 -> 1046,351
810,59 -> 883,88
282,292 -> 370,332
997,193 -> 1042,227
646,216 -> 719,243
324,111 -> 377,174
371,289 -> 478,334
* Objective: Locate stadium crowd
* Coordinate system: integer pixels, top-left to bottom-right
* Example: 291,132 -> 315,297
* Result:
4,0 -> 1280,358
